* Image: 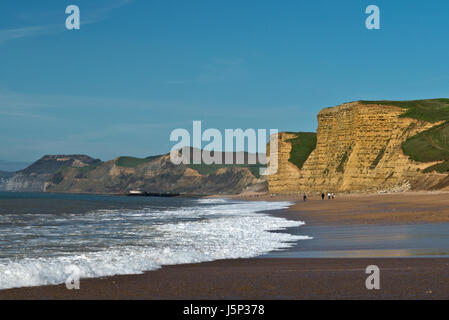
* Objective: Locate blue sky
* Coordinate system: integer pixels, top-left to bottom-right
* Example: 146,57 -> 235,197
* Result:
1,0 -> 449,162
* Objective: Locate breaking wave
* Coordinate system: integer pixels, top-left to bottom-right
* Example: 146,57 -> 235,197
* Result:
0,199 -> 310,289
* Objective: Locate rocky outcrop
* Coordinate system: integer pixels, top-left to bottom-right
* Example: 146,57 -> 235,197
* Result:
6,174 -> 47,192
268,101 -> 447,193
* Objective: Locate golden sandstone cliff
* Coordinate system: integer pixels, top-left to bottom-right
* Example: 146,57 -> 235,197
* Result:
267,132 -> 303,193
268,101 -> 449,194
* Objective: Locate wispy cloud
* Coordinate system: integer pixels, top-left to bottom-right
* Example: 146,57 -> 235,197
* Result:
0,110 -> 59,121
0,88 -> 185,161
0,0 -> 135,45
0,24 -> 61,44
64,122 -> 185,141
0,89 -> 193,124
82,0 -> 135,25
0,90 -> 61,120
88,0 -> 134,21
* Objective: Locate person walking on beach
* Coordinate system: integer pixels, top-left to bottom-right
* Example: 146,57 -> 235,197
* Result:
303,193 -> 307,202
331,192 -> 335,199
327,192 -> 331,200
321,193 -> 325,200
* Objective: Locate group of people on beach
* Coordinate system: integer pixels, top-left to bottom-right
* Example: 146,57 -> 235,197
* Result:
302,192 -> 335,202
322,192 -> 335,200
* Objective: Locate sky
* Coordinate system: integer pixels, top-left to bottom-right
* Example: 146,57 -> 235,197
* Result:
1,0 -> 449,163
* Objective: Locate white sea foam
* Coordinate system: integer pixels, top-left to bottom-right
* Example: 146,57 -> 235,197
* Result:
196,198 -> 229,204
0,199 -> 311,289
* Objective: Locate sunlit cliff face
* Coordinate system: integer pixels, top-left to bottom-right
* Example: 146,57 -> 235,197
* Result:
269,102 -> 444,194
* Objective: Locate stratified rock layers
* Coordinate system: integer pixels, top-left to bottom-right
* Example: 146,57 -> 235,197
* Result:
268,102 -> 445,193
267,133 -> 302,193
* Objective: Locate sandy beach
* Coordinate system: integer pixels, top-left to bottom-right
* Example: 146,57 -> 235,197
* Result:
230,191 -> 449,225
1,191 -> 449,300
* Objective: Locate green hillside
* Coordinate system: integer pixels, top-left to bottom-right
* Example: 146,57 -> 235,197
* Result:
360,99 -> 449,122
286,132 -> 317,170
361,99 -> 449,173
116,156 -> 152,168
189,163 -> 263,178
115,153 -> 264,177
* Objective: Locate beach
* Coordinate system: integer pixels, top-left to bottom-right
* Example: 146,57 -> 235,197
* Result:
231,191 -> 449,226
1,191 -> 449,299
1,258 -> 448,300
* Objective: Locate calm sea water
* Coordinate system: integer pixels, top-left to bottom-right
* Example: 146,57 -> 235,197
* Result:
0,192 -> 307,289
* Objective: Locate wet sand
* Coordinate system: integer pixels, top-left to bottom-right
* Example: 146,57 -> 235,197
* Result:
258,192 -> 449,258
0,258 -> 448,300
2,191 -> 449,300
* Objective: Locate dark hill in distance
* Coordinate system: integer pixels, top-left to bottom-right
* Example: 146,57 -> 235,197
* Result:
5,155 -> 101,192
6,150 -> 267,195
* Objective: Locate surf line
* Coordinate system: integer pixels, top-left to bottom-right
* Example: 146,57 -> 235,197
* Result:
183,304 -> 218,318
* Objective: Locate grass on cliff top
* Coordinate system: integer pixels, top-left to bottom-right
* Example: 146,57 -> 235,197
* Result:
50,162 -> 102,183
116,157 -> 151,168
402,122 -> 449,173
118,153 -> 263,177
286,132 -> 317,170
360,99 -> 449,123
360,99 -> 449,173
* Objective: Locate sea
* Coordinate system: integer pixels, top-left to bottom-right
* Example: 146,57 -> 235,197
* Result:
0,192 -> 309,290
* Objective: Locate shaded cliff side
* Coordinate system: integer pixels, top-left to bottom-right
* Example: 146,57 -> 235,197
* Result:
0,171 -> 14,190
268,99 -> 449,193
267,132 -> 316,193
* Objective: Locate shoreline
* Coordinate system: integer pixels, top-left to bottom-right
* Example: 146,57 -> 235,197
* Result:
1,191 -> 449,299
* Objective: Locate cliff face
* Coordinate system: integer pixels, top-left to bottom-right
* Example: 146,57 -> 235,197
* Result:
267,133 -> 302,193
0,171 -> 14,191
268,102 -> 447,193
